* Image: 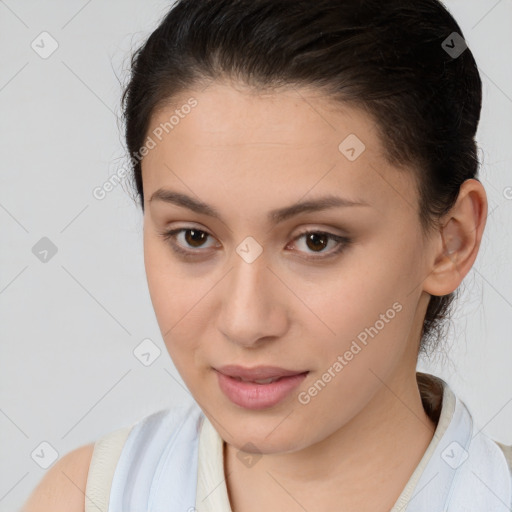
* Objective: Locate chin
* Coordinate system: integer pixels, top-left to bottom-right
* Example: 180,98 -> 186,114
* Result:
210,406 -> 310,453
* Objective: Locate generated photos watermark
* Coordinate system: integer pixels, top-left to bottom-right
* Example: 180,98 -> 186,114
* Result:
92,97 -> 198,201
298,301 -> 403,405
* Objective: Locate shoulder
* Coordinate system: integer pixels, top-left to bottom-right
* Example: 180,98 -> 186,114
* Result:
21,404 -> 205,512
22,442 -> 95,512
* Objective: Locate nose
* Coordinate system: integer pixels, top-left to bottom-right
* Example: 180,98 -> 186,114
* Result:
217,251 -> 289,349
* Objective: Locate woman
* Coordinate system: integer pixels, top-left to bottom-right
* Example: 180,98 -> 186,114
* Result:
24,0 -> 512,510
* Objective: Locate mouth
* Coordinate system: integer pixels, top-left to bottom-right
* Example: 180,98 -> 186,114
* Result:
215,364 -> 309,380
229,375 -> 292,384
214,365 -> 309,410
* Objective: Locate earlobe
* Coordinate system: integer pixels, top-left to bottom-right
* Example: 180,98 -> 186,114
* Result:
423,179 -> 488,297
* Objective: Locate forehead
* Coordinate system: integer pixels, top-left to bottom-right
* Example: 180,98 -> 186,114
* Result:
148,81 -> 377,152
141,81 -> 418,219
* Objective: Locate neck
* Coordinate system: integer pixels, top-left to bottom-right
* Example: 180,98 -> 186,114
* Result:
225,369 -> 437,511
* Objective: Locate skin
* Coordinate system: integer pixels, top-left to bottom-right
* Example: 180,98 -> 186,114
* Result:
22,79 -> 487,512
141,79 -> 487,512
22,443 -> 94,511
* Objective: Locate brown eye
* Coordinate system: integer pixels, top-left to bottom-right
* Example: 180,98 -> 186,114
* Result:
304,232 -> 329,252
183,229 -> 209,248
158,227 -> 218,255
291,230 -> 350,259
159,227 -> 351,261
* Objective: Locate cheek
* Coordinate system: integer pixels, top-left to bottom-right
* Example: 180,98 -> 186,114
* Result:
144,239 -> 177,325
302,238 -> 420,375
309,283 -> 410,382
306,260 -> 405,342
143,238 -> 204,358
144,233 -> 194,319
295,288 -> 413,439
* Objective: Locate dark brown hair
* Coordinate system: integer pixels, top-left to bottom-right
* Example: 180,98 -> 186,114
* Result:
121,0 -> 482,355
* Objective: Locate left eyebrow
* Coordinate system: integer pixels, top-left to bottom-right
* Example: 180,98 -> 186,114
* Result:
149,188 -> 371,225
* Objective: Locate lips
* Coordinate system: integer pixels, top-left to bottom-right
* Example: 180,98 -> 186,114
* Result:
215,364 -> 308,381
214,365 -> 309,410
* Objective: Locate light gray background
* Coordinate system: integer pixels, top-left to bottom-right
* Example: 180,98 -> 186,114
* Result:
1,0 -> 511,509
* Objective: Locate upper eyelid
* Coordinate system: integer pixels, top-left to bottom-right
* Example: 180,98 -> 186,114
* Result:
165,220 -> 348,237
167,225 -> 344,241
164,226 -> 348,255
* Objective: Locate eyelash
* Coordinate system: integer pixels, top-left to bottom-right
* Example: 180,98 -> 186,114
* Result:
158,227 -> 351,261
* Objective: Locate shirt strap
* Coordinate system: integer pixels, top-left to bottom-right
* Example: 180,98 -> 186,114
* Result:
496,442 -> 512,477
85,425 -> 133,512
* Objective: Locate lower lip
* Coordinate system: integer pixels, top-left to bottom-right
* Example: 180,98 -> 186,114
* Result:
216,370 -> 308,410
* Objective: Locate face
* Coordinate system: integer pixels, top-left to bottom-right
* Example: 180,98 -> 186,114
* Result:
142,80 -> 433,454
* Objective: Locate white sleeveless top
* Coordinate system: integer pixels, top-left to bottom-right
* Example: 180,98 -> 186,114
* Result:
85,373 -> 512,511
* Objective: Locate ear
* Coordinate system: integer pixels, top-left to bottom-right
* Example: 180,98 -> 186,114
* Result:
423,178 -> 488,296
